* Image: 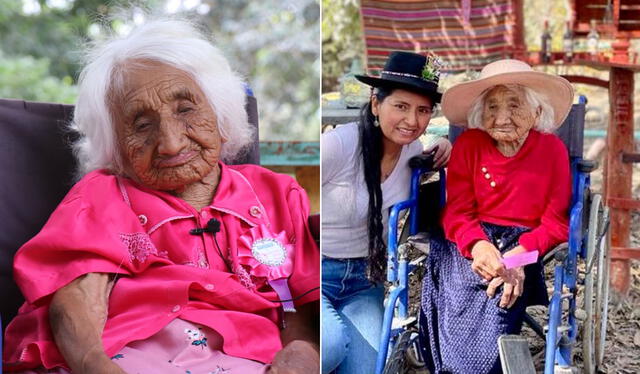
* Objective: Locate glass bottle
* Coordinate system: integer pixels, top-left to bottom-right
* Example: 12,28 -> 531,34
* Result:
587,19 -> 599,60
603,0 -> 614,25
563,20 -> 574,62
540,20 -> 552,64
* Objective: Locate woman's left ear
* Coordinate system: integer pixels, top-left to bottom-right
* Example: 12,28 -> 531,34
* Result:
371,95 -> 380,117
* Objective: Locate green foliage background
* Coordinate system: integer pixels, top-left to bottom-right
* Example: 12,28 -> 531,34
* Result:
0,0 -> 319,141
321,0 -> 363,92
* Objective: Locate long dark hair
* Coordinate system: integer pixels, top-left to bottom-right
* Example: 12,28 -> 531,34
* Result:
359,87 -> 393,283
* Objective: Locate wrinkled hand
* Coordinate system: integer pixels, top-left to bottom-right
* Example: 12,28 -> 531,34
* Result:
486,266 -> 526,309
268,340 -> 319,374
471,240 -> 506,281
425,137 -> 452,168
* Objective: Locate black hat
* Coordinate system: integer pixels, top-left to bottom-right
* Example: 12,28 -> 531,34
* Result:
356,51 -> 443,103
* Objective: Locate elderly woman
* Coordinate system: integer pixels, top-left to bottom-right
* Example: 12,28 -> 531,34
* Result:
418,59 -> 574,373
3,19 -> 319,374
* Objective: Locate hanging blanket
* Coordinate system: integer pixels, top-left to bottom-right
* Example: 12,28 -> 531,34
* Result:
360,0 -> 520,73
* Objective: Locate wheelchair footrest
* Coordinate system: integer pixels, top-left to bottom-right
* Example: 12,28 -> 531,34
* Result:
391,316 -> 417,329
498,335 -> 536,374
554,366 -> 579,374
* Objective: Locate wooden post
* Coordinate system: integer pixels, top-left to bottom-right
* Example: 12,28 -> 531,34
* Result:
605,67 -> 634,294
511,0 -> 527,60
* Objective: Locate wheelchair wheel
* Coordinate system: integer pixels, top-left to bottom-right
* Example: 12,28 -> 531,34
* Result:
595,213 -> 610,368
382,329 -> 424,374
582,193 -> 610,374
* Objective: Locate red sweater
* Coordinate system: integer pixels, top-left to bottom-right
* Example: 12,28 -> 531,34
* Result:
443,129 -> 571,258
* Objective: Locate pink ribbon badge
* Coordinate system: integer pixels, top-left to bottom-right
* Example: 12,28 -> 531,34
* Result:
237,224 -> 296,312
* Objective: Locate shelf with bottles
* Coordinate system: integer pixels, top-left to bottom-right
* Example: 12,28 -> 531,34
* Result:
572,0 -> 640,38
533,13 -> 638,68
527,51 -> 638,66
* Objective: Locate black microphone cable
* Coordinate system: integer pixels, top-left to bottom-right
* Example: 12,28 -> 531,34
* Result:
191,219 -> 320,303
190,218 -> 232,271
265,287 -> 320,303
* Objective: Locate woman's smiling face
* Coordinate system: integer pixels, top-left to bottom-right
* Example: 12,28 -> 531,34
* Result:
111,60 -> 224,192
372,88 -> 434,146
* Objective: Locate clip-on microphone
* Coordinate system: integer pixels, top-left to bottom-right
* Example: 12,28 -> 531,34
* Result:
190,218 -> 221,235
189,218 -> 231,271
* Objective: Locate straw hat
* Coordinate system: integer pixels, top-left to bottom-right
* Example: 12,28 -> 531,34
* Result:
441,59 -> 574,128
356,51 -> 443,103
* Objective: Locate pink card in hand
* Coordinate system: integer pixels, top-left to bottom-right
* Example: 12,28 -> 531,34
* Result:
502,250 -> 539,269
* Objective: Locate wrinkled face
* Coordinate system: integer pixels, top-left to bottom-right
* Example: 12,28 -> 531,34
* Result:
372,89 -> 433,146
481,85 -> 539,143
111,60 -> 224,192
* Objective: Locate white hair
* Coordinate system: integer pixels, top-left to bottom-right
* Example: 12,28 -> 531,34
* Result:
71,18 -> 253,176
467,84 -> 555,133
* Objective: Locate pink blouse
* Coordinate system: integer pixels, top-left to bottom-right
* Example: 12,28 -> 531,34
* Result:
4,162 -> 319,371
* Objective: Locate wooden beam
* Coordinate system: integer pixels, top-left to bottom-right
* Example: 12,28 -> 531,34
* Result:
605,67 -> 635,295
512,0 -> 526,59
621,153 -> 640,163
611,248 -> 640,260
606,197 -> 640,210
561,75 -> 609,88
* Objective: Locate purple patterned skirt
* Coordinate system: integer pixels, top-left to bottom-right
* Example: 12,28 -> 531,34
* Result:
418,222 -> 548,374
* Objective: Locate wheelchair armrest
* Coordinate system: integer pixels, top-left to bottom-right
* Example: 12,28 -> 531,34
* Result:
577,159 -> 598,173
407,232 -> 431,255
542,242 -> 569,265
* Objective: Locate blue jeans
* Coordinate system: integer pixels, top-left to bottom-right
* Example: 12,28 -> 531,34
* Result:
321,257 -> 384,374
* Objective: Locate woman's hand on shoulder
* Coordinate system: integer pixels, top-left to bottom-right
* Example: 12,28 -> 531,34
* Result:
268,340 -> 319,374
470,240 -> 506,281
424,137 -> 452,168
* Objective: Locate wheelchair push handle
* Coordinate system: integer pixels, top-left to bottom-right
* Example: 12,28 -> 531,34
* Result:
408,151 -> 437,171
576,159 -> 598,173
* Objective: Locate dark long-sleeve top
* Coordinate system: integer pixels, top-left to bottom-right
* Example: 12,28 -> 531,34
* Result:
442,129 -> 571,258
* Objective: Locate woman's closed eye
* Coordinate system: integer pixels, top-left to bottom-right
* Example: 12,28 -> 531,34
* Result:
177,105 -> 194,114
134,121 -> 153,132
419,107 -> 433,115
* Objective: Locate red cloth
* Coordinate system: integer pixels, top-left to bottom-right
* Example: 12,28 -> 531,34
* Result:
443,129 -> 571,258
3,163 -> 319,371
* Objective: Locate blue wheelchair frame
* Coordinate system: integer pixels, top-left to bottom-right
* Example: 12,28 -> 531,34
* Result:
376,97 -> 602,374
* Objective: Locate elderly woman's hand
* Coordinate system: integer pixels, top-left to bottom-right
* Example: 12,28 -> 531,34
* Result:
486,267 -> 526,309
268,340 -> 319,374
470,240 -> 506,281
425,137 -> 452,168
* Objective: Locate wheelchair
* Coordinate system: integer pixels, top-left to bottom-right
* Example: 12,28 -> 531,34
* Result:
376,96 -> 611,374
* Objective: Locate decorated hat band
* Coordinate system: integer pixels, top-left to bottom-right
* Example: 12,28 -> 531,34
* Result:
355,51 -> 444,102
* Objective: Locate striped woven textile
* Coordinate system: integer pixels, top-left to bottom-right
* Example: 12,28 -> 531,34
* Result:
360,0 -> 520,73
